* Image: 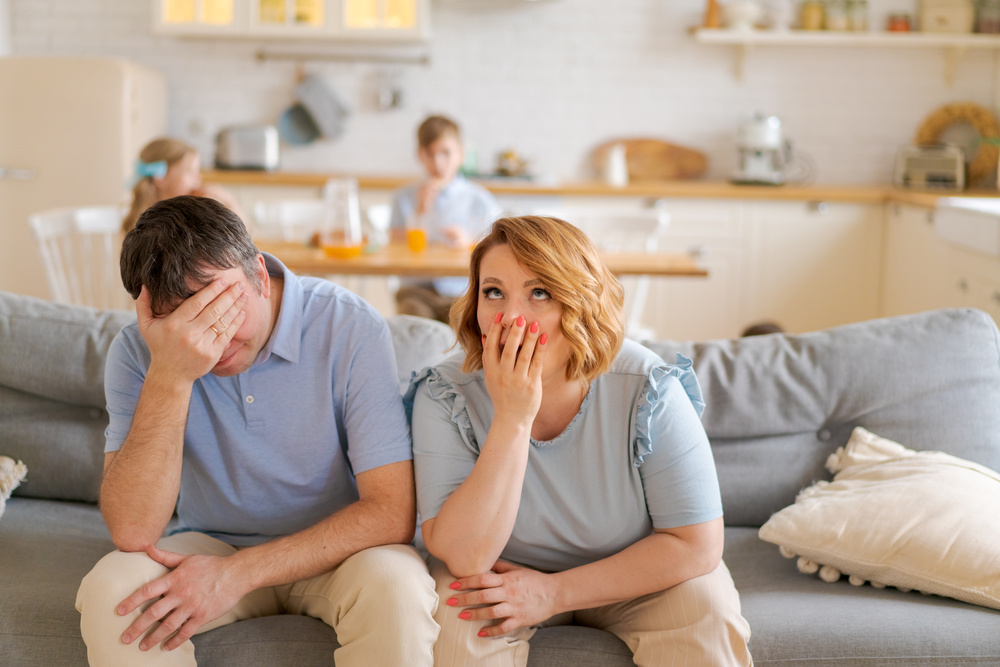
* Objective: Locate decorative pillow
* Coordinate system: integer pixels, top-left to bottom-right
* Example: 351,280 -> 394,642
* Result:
759,426 -> 1000,610
0,456 -> 28,520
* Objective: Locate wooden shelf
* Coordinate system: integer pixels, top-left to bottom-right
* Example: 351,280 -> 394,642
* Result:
693,28 -> 1000,83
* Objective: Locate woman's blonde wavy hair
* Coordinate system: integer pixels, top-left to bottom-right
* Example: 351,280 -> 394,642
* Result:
450,215 -> 625,383
121,137 -> 197,234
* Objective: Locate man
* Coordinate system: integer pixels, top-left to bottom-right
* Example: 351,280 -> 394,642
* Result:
76,196 -> 438,666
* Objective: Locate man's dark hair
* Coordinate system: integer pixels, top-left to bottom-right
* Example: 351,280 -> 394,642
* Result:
120,195 -> 262,316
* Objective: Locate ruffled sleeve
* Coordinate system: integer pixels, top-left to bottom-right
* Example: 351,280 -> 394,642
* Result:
633,353 -> 705,467
404,366 -> 478,450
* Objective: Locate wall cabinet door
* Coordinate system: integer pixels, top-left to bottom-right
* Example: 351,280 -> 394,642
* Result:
880,202 -> 951,318
338,0 -> 429,40
249,0 -> 330,36
156,0 -> 243,35
154,0 -> 429,40
747,201 -> 883,334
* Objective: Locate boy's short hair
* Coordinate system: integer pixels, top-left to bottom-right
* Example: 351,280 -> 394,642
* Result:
120,195 -> 262,316
417,115 -> 460,149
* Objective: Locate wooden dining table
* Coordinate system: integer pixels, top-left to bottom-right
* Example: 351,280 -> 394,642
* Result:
256,241 -> 709,278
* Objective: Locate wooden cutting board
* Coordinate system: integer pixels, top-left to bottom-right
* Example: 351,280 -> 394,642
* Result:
591,138 -> 708,182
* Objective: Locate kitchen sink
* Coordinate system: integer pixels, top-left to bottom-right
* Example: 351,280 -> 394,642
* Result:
935,197 -> 1000,257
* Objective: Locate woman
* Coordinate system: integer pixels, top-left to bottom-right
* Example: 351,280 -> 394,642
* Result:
406,216 -> 752,666
122,137 -> 240,233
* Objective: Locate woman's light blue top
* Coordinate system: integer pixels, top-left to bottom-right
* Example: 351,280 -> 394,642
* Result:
406,339 -> 722,573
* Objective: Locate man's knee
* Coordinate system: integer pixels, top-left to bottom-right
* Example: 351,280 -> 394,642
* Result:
77,549 -> 167,614
343,545 -> 436,607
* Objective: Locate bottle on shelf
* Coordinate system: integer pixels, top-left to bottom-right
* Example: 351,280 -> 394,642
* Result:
825,0 -> 850,30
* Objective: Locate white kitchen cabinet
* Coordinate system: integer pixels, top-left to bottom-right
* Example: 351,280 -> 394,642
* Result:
942,245 -> 1000,325
746,200 -> 884,334
154,0 -> 430,40
880,202 -> 951,318
648,200 -> 750,341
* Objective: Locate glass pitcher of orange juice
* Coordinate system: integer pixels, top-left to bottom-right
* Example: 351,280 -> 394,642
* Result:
319,177 -> 364,258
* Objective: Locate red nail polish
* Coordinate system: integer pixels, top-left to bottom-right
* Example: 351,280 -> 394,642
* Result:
449,581 -> 461,590
516,315 -> 525,327
529,321 -> 538,334
540,333 -> 548,345
478,630 -> 488,637
494,313 -> 503,323
446,598 -> 458,606
459,611 -> 471,620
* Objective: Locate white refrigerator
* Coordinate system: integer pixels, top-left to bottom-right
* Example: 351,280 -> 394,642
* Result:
0,56 -> 167,300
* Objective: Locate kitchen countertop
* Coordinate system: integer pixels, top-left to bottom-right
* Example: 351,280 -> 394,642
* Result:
201,169 -> 1000,206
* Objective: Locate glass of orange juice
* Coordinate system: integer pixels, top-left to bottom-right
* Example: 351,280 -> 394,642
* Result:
406,227 -> 427,252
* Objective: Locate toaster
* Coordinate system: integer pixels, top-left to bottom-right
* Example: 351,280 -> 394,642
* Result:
215,126 -> 279,171
894,144 -> 965,191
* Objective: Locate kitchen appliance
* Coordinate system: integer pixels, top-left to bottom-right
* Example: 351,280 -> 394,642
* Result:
894,144 -> 965,191
215,125 -> 279,170
732,113 -> 791,185
0,57 -> 166,300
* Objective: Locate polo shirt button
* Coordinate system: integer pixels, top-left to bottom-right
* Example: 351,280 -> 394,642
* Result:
245,395 -> 254,404
817,428 -> 831,441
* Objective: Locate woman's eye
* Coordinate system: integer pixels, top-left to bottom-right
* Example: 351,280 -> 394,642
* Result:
482,287 -> 503,299
531,288 -> 551,300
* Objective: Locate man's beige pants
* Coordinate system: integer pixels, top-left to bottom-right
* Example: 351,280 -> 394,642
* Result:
430,557 -> 753,667
76,532 -> 439,666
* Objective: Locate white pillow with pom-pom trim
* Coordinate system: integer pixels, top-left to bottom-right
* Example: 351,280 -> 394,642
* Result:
759,426 -> 1000,611
0,456 -> 28,520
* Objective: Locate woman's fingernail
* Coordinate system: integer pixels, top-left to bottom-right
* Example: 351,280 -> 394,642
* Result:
446,597 -> 458,606
449,581 -> 461,590
459,611 -> 472,620
529,321 -> 539,334
494,313 -> 503,324
478,630 -> 488,638
540,333 -> 548,345
516,315 -> 525,327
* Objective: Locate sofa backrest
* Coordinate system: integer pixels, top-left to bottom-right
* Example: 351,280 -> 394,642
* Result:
646,308 -> 1000,527
0,291 -> 455,504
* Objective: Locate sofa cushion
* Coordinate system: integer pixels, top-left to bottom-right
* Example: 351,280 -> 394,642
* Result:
0,292 -> 135,502
645,308 -> 1000,527
758,426 -> 1000,611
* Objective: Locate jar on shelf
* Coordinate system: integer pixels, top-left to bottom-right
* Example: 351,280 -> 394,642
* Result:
977,0 -> 1000,33
847,0 -> 868,30
825,0 -> 850,29
887,12 -> 912,30
799,0 -> 825,29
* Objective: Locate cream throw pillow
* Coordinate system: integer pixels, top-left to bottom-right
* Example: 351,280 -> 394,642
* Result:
759,426 -> 1000,610
0,456 -> 28,520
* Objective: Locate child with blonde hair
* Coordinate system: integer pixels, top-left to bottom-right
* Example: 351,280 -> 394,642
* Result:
122,137 -> 241,233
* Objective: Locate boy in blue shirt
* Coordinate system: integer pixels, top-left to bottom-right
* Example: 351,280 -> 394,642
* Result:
390,115 -> 501,323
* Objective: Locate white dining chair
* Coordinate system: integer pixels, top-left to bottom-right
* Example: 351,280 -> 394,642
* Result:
29,205 -> 133,310
533,202 -> 671,339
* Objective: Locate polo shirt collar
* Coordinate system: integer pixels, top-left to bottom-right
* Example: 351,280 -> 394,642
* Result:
255,252 -> 302,365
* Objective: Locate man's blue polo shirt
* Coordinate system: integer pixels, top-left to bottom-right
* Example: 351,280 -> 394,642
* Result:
104,254 -> 412,546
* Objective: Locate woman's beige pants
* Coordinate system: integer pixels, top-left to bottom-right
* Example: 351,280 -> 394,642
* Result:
430,557 -> 752,667
76,532 -> 439,666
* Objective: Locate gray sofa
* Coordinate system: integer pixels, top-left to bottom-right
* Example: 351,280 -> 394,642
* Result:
2,289 -> 1000,666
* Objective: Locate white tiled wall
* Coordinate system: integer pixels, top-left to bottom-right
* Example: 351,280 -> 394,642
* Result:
8,0 -> 999,185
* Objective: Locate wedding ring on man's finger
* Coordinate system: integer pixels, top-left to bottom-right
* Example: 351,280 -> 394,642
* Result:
210,324 -> 222,335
